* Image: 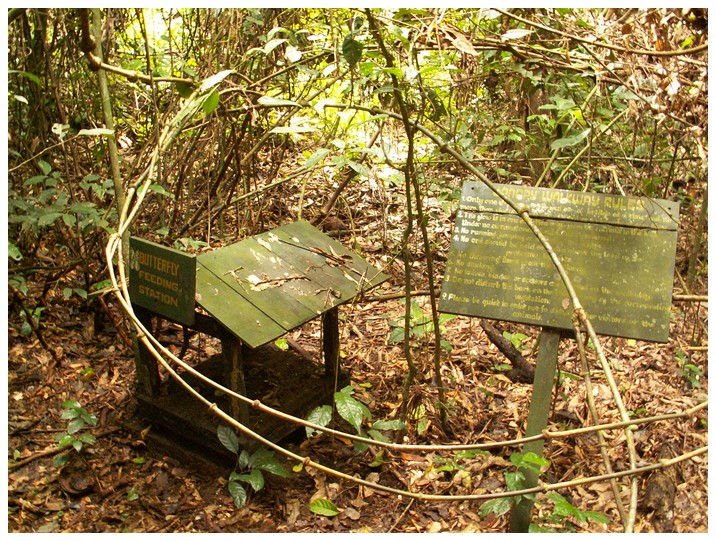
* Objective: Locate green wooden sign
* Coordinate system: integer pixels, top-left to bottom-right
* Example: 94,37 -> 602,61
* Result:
129,237 -> 196,326
195,220 -> 388,348
439,182 -> 679,342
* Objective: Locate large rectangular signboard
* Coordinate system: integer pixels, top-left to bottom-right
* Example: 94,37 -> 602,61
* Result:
439,182 -> 679,342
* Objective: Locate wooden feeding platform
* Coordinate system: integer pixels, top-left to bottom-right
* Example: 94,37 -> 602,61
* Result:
128,220 -> 388,456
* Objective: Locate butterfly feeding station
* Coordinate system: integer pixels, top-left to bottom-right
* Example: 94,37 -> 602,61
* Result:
127,220 -> 388,456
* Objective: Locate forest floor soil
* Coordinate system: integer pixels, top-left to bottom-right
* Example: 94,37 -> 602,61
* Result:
7,278 -> 707,533
7,184 -> 708,532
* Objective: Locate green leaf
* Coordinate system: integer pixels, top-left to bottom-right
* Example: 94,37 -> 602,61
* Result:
368,449 -> 384,467
504,470 -> 525,492
479,496 -> 513,518
61,407 -> 82,420
260,459 -> 292,478
20,321 -> 32,336
228,481 -> 248,508
501,28 -> 533,41
175,81 -> 193,98
548,492 -> 583,520
56,434 -> 74,449
76,433 -> 96,445
388,326 -> 404,344
198,69 -> 234,94
353,439 -> 369,453
371,419 -> 405,431
38,160 -> 52,175
67,418 -> 86,435
238,450 -> 250,470
201,89 -> 220,115
74,288 -> 88,300
53,453 -> 70,467
8,241 -> 22,261
334,388 -> 369,433
266,26 -> 289,40
305,148 -> 330,168
346,159 -> 369,177
341,35 -> 363,68
583,510 -> 611,524
90,279 -> 113,293
456,449 -> 487,461
233,469 -> 265,491
367,429 -> 390,443
24,175 -> 47,186
511,451 -> 550,473
217,425 -> 240,454
550,128 -> 591,151
81,411 -> 97,426
37,212 -> 63,227
310,498 -> 340,516
126,485 -> 140,502
285,45 -> 302,63
149,183 -> 175,198
250,449 -> 291,478
306,405 -> 333,438
264,38 -> 288,55
77,128 -> 114,136
258,95 -> 300,107
381,66 -> 404,78
9,69 -> 42,86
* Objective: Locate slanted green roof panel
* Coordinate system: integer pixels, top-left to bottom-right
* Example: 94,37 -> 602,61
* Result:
195,221 -> 388,348
194,265 -> 285,348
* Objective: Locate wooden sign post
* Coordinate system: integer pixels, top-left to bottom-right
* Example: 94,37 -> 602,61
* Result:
128,238 -> 197,396
439,181 -> 679,531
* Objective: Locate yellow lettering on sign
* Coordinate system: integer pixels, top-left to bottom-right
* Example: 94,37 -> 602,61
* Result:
138,270 -> 179,292
138,252 -> 180,276
138,284 -> 180,307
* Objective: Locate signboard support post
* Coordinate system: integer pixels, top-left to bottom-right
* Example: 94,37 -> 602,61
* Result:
509,327 -> 561,533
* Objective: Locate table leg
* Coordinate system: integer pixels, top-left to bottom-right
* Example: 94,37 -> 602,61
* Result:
322,307 -> 340,381
132,305 -> 161,397
223,336 -> 249,424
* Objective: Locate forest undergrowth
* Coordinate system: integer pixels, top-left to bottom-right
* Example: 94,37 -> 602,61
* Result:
7,7 -> 708,534
7,164 -> 708,533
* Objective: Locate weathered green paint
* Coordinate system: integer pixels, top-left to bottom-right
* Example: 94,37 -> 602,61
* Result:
129,237 -> 196,326
439,182 -> 679,342
195,220 -> 388,348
